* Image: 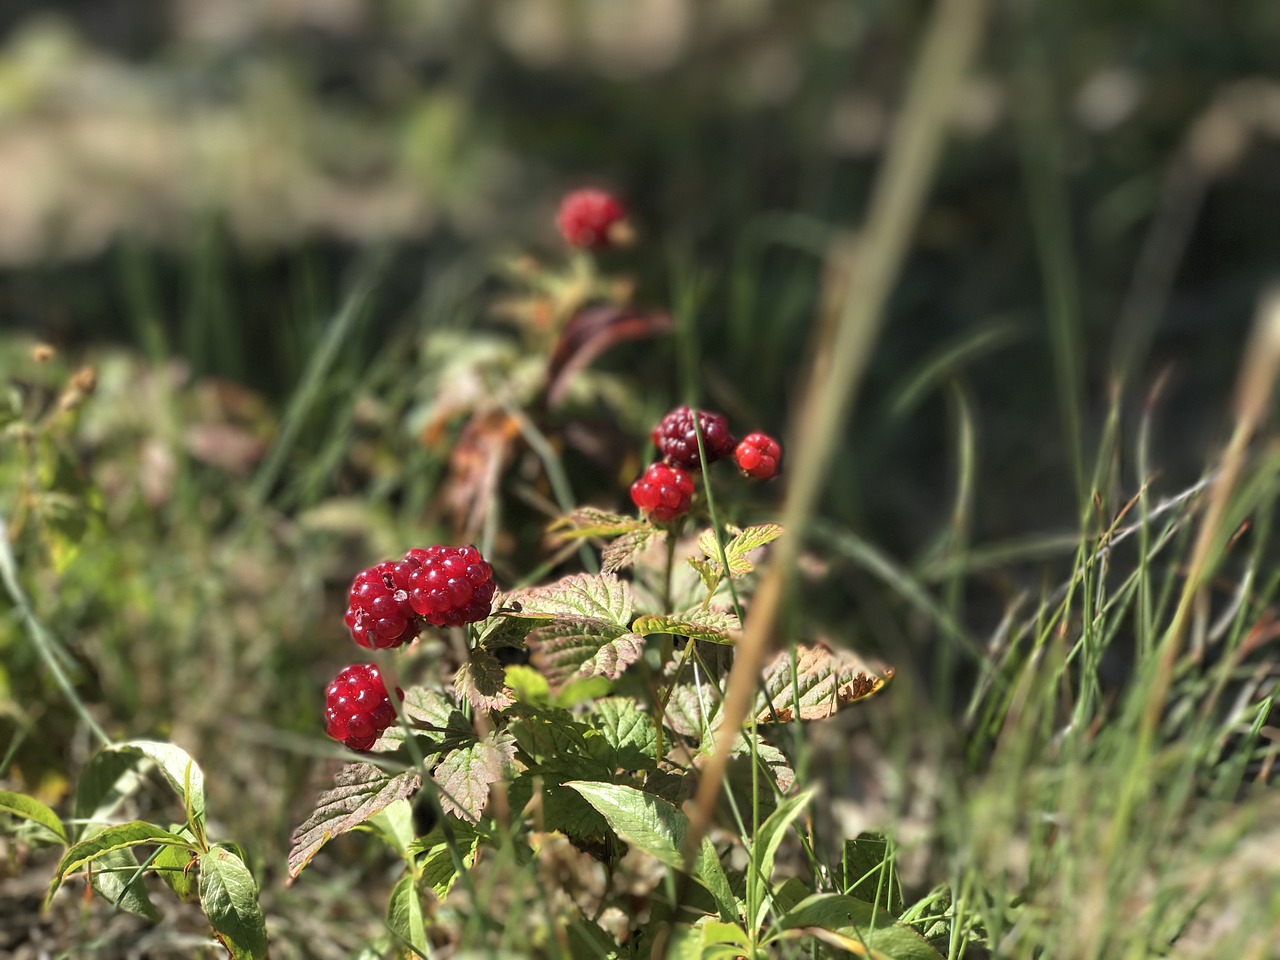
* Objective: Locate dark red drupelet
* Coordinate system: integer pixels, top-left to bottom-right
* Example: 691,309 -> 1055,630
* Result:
734,433 -> 782,479
406,545 -> 497,628
324,663 -> 404,751
652,406 -> 736,470
630,462 -> 695,522
556,189 -> 628,249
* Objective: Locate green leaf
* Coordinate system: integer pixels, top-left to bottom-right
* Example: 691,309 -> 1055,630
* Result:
750,787 -> 816,929
73,750 -> 149,840
402,686 -> 468,732
433,730 -> 517,823
550,507 -> 649,540
725,523 -> 784,572
589,698 -> 658,771
755,643 -> 892,723
90,846 -> 162,921
687,557 -> 721,594
200,846 -> 269,960
564,781 -> 736,920
93,741 -> 207,838
367,798 -> 417,860
632,610 -> 740,645
387,874 -> 428,957
455,647 -> 515,712
407,817 -> 481,898
0,789 -> 67,844
766,894 -> 944,959
527,617 -> 633,691
843,833 -> 904,916
288,763 -> 422,880
505,665 -> 551,705
602,527 -> 660,574
476,605 -> 554,650
509,573 -> 634,627
578,632 -> 646,680
665,918 -> 752,960
153,841 -> 199,903
49,821 -> 196,902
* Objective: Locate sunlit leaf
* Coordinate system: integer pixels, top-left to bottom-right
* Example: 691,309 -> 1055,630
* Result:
0,790 -> 67,844
49,821 -> 196,902
756,643 -> 893,723
578,631 -> 646,680
287,763 -> 422,880
433,730 -> 518,823
455,647 -> 515,712
201,846 -> 269,960
633,610 -> 740,645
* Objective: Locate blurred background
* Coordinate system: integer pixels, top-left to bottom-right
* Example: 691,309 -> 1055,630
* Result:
3,0 -> 1280,955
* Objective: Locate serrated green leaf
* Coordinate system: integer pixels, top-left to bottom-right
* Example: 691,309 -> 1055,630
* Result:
632,610 -> 740,644
590,698 -> 658,771
153,842 -> 199,903
0,789 -> 67,844
843,833 -> 903,916
288,763 -> 422,879
90,846 -> 162,921
726,523 -> 784,566
476,605 -> 553,650
95,741 -> 207,838
387,874 -> 428,956
527,617 -> 632,691
578,632 -> 645,679
687,557 -> 721,594
455,647 -> 515,712
49,821 -> 196,902
200,847 -> 268,960
550,507 -> 649,539
433,731 -> 517,823
756,643 -> 892,723
402,686 -> 468,732
750,787 -> 816,929
766,893 -> 943,959
408,818 -> 481,898
564,780 -> 686,869
602,527 -> 659,574
509,573 -> 633,627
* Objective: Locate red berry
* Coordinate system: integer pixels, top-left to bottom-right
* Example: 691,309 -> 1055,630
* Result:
324,663 -> 404,751
630,462 -> 695,522
344,557 -> 422,649
652,406 -> 735,470
556,189 -> 628,249
406,545 -> 497,628
734,433 -> 782,479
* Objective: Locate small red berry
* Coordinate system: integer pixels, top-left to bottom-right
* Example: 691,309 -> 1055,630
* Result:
734,433 -> 782,479
630,462 -> 695,522
556,189 -> 629,249
406,545 -> 497,627
344,558 -> 422,649
652,406 -> 735,470
324,663 -> 404,751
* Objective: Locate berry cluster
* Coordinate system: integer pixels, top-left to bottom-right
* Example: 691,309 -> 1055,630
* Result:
630,404 -> 782,523
327,545 -> 496,752
557,189 -> 630,250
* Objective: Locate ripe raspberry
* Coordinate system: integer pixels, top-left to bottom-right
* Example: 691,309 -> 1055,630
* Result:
630,462 -> 695,523
324,663 -> 404,751
406,545 -> 497,627
652,406 -> 735,470
556,189 -> 629,249
344,557 -> 422,649
734,433 -> 782,479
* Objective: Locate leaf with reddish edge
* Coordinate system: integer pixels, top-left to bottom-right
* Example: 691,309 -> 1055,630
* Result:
632,610 -> 740,645
545,306 -> 673,409
433,731 -> 518,823
755,642 -> 893,723
455,647 -> 516,712
578,632 -> 646,680
287,763 -> 422,881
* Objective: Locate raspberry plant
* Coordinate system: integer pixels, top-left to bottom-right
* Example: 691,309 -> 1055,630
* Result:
286,399 -> 912,958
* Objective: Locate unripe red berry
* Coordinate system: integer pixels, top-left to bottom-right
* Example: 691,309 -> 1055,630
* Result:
734,433 -> 782,479
556,189 -> 629,249
630,462 -> 695,522
324,663 -> 404,751
652,406 -> 735,470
